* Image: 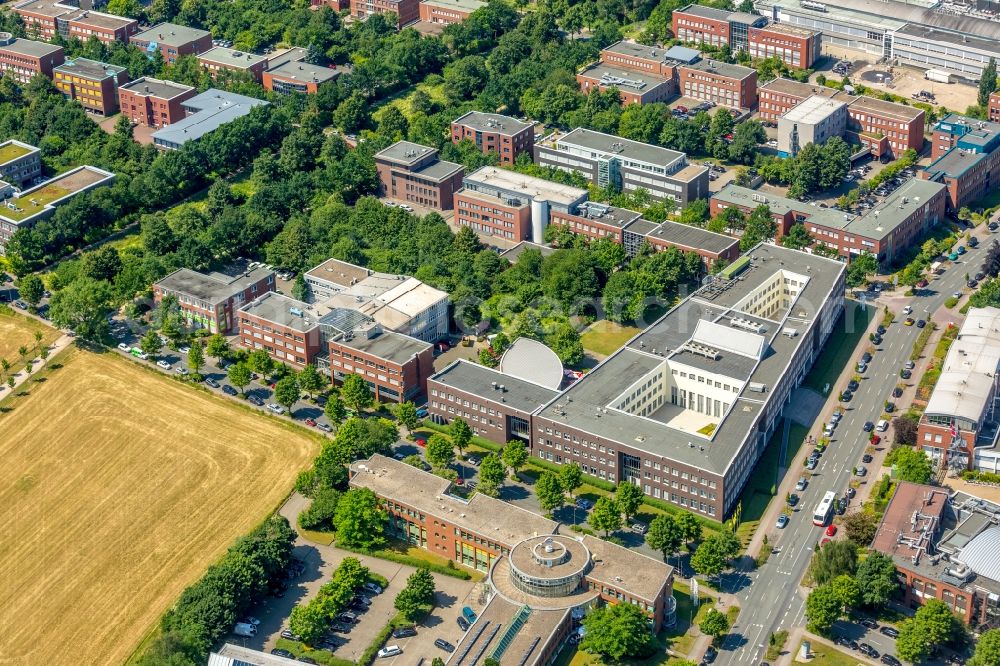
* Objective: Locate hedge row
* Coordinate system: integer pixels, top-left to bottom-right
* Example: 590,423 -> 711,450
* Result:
336,543 -> 472,580
961,470 -> 1000,485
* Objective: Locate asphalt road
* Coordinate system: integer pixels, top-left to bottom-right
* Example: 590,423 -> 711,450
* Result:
718,230 -> 993,666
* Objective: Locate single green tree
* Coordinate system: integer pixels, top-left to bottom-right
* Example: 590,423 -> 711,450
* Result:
426,434 -> 455,470
805,584 -> 843,635
16,273 -> 44,307
830,574 -> 861,612
288,602 -> 329,645
333,487 -> 388,549
809,539 -> 858,585
560,462 -> 583,500
228,362 -> 252,394
479,453 -> 507,491
206,333 -> 230,362
699,608 -> 730,642
677,512 -> 703,546
140,329 -> 162,357
187,340 -> 204,376
580,602 -> 654,662
247,349 -> 275,378
536,471 -> 566,515
341,373 -> 374,412
646,514 -> 683,562
502,440 -> 529,476
274,376 -> 300,414
590,496 -> 622,537
394,401 -> 420,431
615,482 -> 644,522
325,397 -> 348,427
450,418 -> 473,457
969,628 -> 1000,666
298,364 -> 326,399
855,551 -> 899,607
891,446 -> 934,484
979,57 -> 997,108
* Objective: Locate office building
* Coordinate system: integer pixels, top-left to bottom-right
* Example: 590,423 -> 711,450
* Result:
130,23 -> 212,64
0,165 -> 114,254
13,0 -> 138,44
710,179 -> 946,266
776,95 -> 847,157
677,58 -> 757,110
151,89 -> 269,150
210,644 -> 302,666
374,141 -> 464,211
428,244 -> 845,519
534,128 -> 710,205
872,482 -> 1000,626
450,111 -> 535,165
418,0 -> 485,24
454,166 -> 589,243
118,77 -> 197,128
672,4 -> 747,47
990,91 -> 1000,124
746,22 -> 821,69
303,258 -> 450,343
53,57 -> 128,115
921,114 -> 1000,210
0,140 -> 42,187
757,77 -> 839,123
756,0 -> 1000,79
916,307 -> 1000,473
576,62 -> 676,105
153,265 -> 275,334
350,454 -> 677,641
627,218 -> 741,266
0,33 -> 64,83
197,47 -> 268,81
349,0 -> 419,25
262,60 -> 340,94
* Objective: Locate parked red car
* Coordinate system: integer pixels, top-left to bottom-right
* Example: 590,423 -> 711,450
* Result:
415,438 -> 427,447
305,418 -> 317,427
871,435 -> 882,446
826,524 -> 837,537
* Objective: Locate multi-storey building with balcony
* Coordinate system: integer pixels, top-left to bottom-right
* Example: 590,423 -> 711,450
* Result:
711,179 -> 946,266
534,127 -> 710,205
53,57 -> 128,115
0,33 -> 64,83
152,265 -> 275,334
450,111 -> 535,165
13,0 -> 138,44
921,114 -> 1000,210
374,141 -> 464,211
428,243 -> 845,519
130,23 -> 212,64
0,140 -> 42,187
117,77 -> 196,128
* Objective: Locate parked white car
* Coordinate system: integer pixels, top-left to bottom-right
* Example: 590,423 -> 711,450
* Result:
156,360 -> 171,370
267,403 -> 285,414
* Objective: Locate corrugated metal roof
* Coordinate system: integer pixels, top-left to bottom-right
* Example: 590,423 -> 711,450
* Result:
957,525 -> 1000,582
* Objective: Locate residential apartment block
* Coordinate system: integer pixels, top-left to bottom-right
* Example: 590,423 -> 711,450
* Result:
13,0 -> 138,44
429,244 -> 845,519
152,89 -> 269,150
53,57 -> 128,115
418,0 -> 485,24
0,33 -> 64,83
921,114 -> 1000,210
711,179 -> 946,266
118,77 -> 196,128
374,141 -> 464,211
303,258 -> 450,343
349,454 -> 677,646
197,47 -> 268,81
916,307 -> 1000,473
0,165 -> 114,254
130,23 -> 212,64
0,140 -> 42,187
262,60 -> 340,94
872,482 -> 1000,626
450,111 -> 535,165
534,127 -> 710,205
349,0 -> 419,25
152,265 -> 275,334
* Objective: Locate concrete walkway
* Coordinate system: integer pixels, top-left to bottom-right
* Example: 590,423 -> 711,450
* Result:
0,332 -> 73,399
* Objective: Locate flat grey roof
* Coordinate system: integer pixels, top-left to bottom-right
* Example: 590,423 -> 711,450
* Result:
265,46 -> 307,69
536,243 -> 844,474
54,57 -> 125,80
784,95 -> 846,124
431,359 -> 560,414
339,327 -> 431,365
602,40 -> 671,62
306,258 -> 372,288
925,145 -> 988,179
499,241 -> 558,263
571,202 -> 642,229
132,22 -> 210,47
452,111 -> 534,136
555,128 -> 685,168
156,266 -> 272,304
0,37 -> 63,57
895,23 -> 1000,52
756,21 -> 819,37
198,46 -> 267,69
413,158 -> 464,181
266,59 -> 340,84
211,644 -> 299,666
847,95 -> 924,122
421,0 -> 486,12
759,77 -> 841,99
70,10 -> 134,30
577,62 -> 673,91
464,166 -> 587,206
152,89 -> 268,146
665,45 -> 701,63
119,76 -> 194,99
375,140 -> 438,166
677,3 -> 734,20
239,292 -> 316,332
682,58 -> 756,80
643,219 -> 739,255
623,218 -> 658,236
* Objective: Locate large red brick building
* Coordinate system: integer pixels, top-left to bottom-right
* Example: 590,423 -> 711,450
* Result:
129,23 -> 212,64
450,111 -> 535,165
349,0 -> 419,25
197,47 -> 268,82
677,58 -> 757,110
672,4 -> 734,48
153,266 -> 275,334
922,114 -> 1000,210
0,33 -> 64,83
118,77 -> 197,127
418,0 -> 484,24
374,141 -> 464,210
262,60 -> 340,95
13,0 -> 138,44
53,57 -> 128,115
746,22 -> 821,69
990,91 -> 1000,123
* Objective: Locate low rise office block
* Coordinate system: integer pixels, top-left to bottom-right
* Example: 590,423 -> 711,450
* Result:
118,77 -> 196,128
450,111 -> 535,165
0,33 -> 64,83
153,266 -> 275,334
374,141 -> 464,211
53,57 -> 128,115
130,23 -> 212,64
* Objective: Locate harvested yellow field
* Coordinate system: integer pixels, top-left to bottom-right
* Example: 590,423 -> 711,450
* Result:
0,308 -> 59,365
0,347 -> 320,666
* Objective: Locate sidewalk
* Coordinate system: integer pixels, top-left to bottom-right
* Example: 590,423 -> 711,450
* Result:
0,333 -> 73,399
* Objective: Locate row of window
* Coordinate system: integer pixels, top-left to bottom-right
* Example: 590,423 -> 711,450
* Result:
330,348 -> 396,373
245,340 -> 307,364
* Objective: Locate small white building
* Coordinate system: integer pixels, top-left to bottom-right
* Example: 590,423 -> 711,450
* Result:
777,95 -> 848,157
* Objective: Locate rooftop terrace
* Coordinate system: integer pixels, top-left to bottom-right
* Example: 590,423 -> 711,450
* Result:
0,166 -> 114,224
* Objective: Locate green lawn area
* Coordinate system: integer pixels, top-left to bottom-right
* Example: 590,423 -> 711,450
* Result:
300,528 -> 336,546
800,641 -> 866,666
735,421 -> 809,544
580,320 -> 642,356
376,81 -> 449,121
804,301 -> 874,395
0,142 -> 31,163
